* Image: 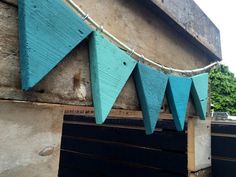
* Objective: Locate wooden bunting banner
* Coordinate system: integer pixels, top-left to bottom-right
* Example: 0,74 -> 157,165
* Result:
17,2 -> 210,133
18,0 -> 92,90
191,73 -> 209,120
89,32 -> 137,124
134,63 -> 168,134
166,76 -> 192,131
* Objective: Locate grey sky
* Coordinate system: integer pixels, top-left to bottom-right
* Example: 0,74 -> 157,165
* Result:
194,0 -> 236,74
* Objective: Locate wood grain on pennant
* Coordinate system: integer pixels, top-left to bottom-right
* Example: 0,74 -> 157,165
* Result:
191,73 -> 208,120
133,63 -> 168,134
89,32 -> 137,124
18,0 -> 92,90
166,76 -> 192,131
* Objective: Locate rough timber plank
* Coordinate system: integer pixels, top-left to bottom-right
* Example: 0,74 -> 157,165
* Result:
0,100 -> 64,177
89,32 -> 137,124
64,114 -> 186,131
188,117 -> 211,172
62,121 -> 187,152
212,158 -> 236,177
212,135 -> 236,158
60,150 -> 186,177
133,63 -> 168,134
61,137 -> 187,174
212,121 -> 236,134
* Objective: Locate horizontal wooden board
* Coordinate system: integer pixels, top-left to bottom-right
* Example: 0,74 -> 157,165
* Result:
211,122 -> 236,177
212,136 -> 236,158
64,115 -> 187,130
212,158 -> 236,177
212,122 -> 236,134
62,122 -> 187,152
59,150 -> 186,177
61,136 -> 187,174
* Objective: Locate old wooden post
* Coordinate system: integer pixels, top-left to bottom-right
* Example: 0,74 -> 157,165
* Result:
188,117 -> 211,177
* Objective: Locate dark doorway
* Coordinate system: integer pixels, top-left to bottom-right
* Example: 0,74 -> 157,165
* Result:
58,115 -> 187,177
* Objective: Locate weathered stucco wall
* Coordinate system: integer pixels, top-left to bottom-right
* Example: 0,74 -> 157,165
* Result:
150,0 -> 222,60
0,101 -> 64,177
0,0 -> 210,111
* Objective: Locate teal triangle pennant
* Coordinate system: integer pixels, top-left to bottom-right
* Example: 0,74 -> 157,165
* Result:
133,63 -> 168,134
166,76 -> 192,131
191,73 -> 208,120
89,32 -> 137,124
18,0 -> 92,90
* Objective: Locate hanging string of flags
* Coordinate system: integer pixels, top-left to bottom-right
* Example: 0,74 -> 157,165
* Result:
66,0 -> 219,74
18,0 -> 209,134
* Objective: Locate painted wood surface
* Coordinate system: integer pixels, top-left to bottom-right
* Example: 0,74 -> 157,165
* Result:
59,116 -> 187,176
18,0 -> 92,90
133,63 -> 168,134
191,73 -> 208,120
64,115 -> 182,131
89,32 -> 137,124
60,150 -> 186,177
212,122 -> 236,177
166,76 -> 192,131
62,121 -> 187,152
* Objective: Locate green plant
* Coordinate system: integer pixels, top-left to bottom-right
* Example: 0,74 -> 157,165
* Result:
209,64 -> 236,115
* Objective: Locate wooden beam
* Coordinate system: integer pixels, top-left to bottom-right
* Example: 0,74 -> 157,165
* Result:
188,117 -> 211,172
64,105 -> 179,120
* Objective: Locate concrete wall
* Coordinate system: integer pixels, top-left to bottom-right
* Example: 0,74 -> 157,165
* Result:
0,101 -> 64,177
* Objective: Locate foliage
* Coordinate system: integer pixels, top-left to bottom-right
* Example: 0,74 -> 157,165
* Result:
209,64 -> 236,115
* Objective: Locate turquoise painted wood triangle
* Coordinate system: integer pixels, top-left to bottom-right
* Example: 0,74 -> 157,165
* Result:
134,63 -> 168,134
18,0 -> 92,90
191,73 -> 208,120
166,76 -> 192,131
89,32 -> 137,124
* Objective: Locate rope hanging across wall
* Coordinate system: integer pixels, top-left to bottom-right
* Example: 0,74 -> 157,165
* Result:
66,0 -> 219,74
18,0 -> 212,134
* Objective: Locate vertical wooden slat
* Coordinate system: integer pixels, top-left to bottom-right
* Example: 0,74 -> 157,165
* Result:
188,117 -> 211,172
